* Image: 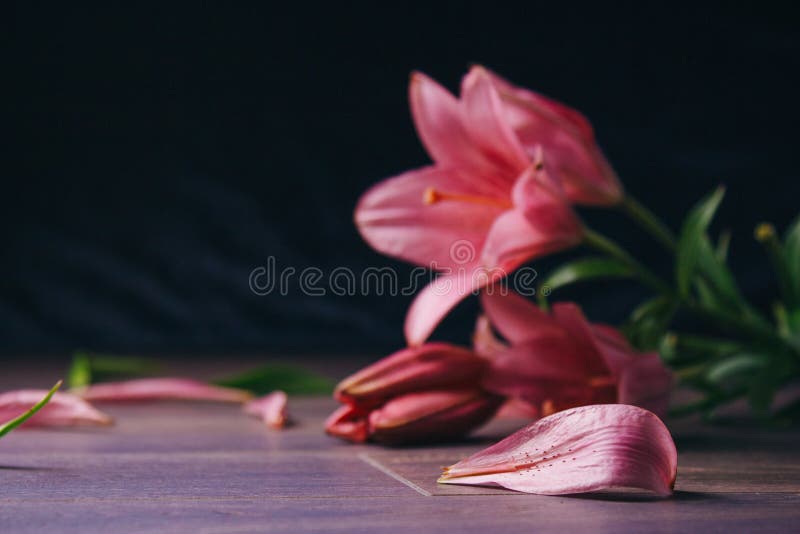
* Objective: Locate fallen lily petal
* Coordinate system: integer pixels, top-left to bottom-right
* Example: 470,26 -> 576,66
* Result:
438,404 -> 677,496
0,383 -> 113,429
244,390 -> 288,428
78,378 -> 252,403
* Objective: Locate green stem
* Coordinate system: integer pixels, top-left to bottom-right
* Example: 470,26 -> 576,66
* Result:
582,227 -> 673,295
621,195 -> 677,252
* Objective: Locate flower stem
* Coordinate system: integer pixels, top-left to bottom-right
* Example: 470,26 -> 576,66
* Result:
582,227 -> 673,295
621,195 -> 677,252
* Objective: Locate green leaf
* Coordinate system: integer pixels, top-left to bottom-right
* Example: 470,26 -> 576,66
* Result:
784,214 -> 800,306
214,364 -> 334,395
705,353 -> 765,385
539,257 -> 633,296
68,352 -> 163,386
676,187 -> 725,297
68,352 -> 92,389
716,229 -> 732,262
623,296 -> 676,351
0,381 -> 62,439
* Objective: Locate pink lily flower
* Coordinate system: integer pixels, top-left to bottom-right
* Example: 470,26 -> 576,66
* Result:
438,404 -> 677,496
244,390 -> 289,429
78,377 -> 252,403
357,140 -> 582,346
326,343 -> 502,444
479,292 -> 673,417
0,389 -> 112,427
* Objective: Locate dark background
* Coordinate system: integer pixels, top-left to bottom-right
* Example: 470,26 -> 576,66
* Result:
4,2 -> 799,356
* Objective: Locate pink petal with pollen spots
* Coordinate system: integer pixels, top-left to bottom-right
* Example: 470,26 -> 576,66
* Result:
244,391 -> 288,429
438,404 -> 677,497
0,390 -> 112,427
79,378 -> 252,403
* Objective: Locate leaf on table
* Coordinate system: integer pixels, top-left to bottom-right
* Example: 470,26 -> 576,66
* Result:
214,364 -> 334,395
68,351 -> 163,388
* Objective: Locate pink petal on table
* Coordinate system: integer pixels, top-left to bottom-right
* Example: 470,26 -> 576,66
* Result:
438,404 -> 677,497
79,378 -> 252,403
244,391 -> 288,429
0,390 -> 112,427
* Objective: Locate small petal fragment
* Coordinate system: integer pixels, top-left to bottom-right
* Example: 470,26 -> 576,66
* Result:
0,389 -> 113,427
438,404 -> 677,496
79,378 -> 252,403
244,390 -> 289,429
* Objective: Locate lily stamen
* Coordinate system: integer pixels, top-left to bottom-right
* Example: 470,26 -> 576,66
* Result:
423,187 -> 513,209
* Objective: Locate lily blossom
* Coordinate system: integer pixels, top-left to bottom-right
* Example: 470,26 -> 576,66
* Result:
326,343 -> 502,444
480,292 -> 672,417
357,141 -> 582,346
78,378 -> 252,403
438,404 -> 677,496
244,390 -> 289,429
0,389 -> 112,427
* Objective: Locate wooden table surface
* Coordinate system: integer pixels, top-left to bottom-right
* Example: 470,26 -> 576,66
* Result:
1,360 -> 799,533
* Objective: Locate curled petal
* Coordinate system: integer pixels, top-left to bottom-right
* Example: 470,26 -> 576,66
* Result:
475,66 -> 623,206
460,66 -> 530,176
368,389 -> 503,445
439,404 -> 677,497
244,391 -> 289,429
410,72 -> 515,189
0,390 -> 112,427
335,343 -> 487,406
355,166 -> 504,269
479,291 -> 555,345
324,404 -> 369,443
405,266 -> 503,346
79,378 -> 252,403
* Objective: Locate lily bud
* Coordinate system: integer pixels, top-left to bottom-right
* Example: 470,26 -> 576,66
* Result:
334,343 -> 488,407
368,389 -> 503,445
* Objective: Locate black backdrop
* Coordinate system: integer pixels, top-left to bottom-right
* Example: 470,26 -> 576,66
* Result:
4,2 -> 799,356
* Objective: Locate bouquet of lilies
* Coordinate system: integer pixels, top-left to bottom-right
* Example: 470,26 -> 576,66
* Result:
326,66 -> 800,450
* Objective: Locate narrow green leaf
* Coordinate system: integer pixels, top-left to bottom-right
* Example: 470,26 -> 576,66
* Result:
624,296 -> 676,351
783,214 -> 800,306
705,353 -> 765,385
539,257 -> 633,296
716,229 -> 732,262
214,364 -> 334,395
68,352 -> 92,389
676,187 -> 725,297
0,381 -> 62,438
69,352 -> 162,386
